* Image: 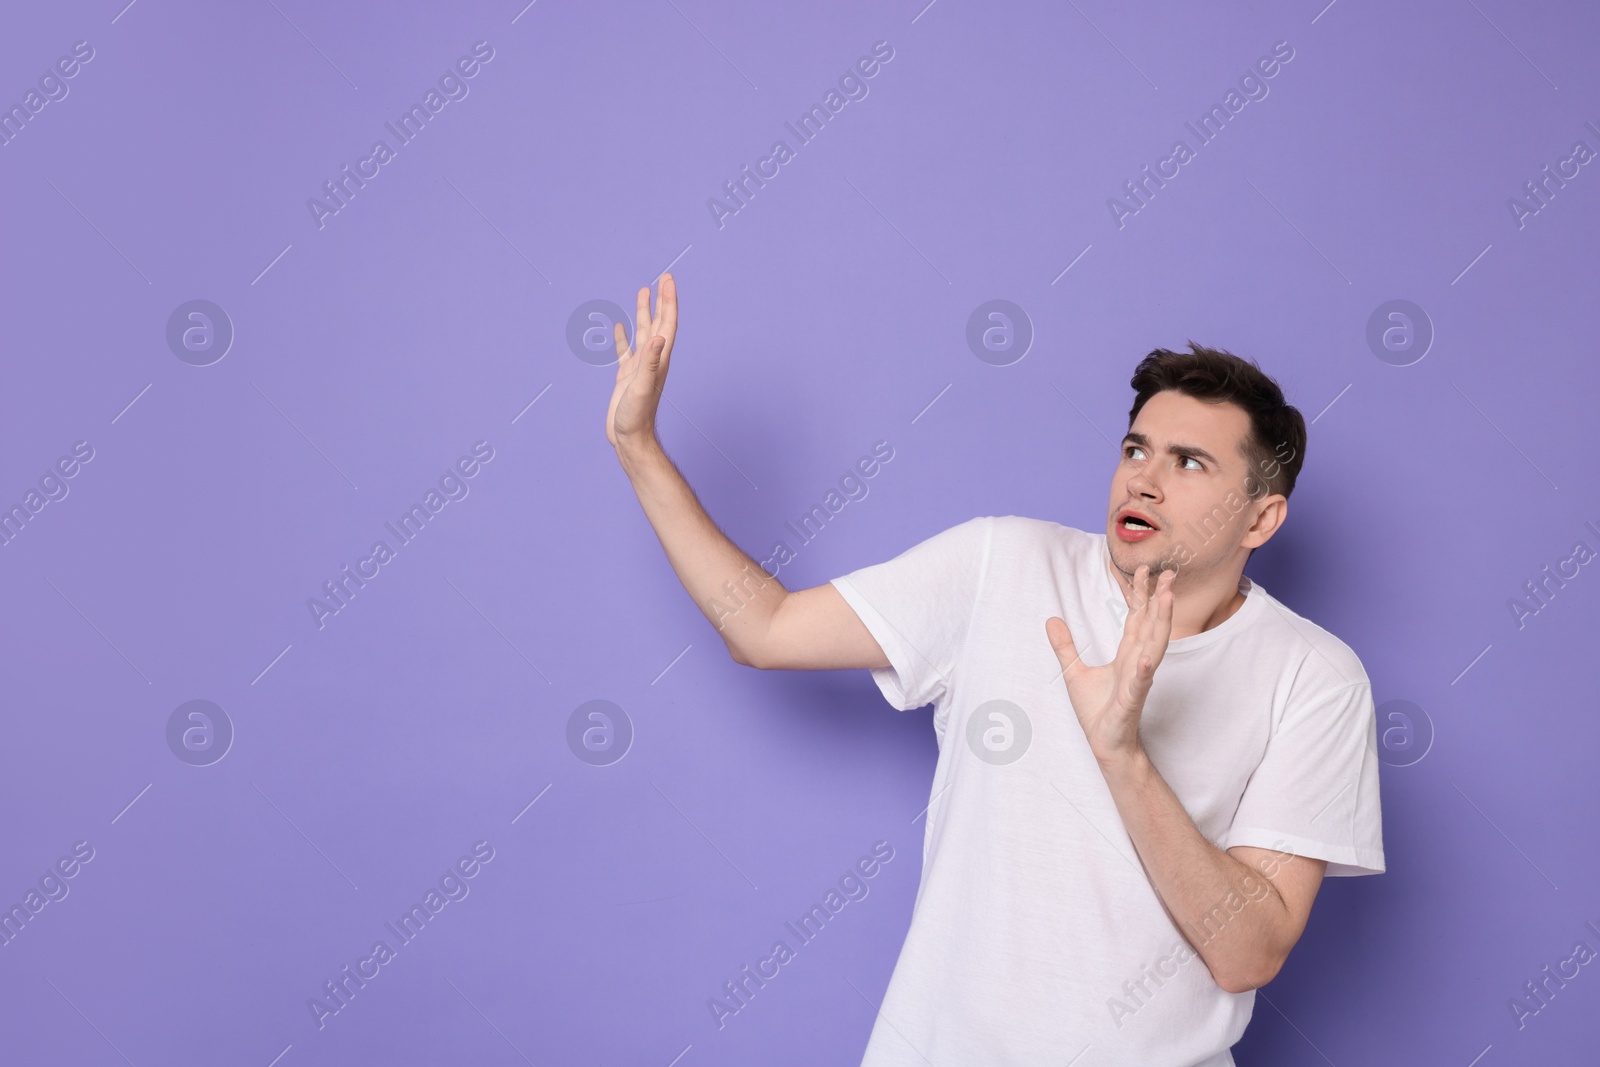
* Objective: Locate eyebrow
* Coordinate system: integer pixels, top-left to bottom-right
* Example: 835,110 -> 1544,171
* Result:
1120,431 -> 1223,469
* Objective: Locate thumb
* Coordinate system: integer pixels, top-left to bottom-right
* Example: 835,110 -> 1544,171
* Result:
641,334 -> 666,374
1046,616 -> 1082,675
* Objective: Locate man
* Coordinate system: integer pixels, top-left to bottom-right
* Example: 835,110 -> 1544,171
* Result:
608,274 -> 1385,1066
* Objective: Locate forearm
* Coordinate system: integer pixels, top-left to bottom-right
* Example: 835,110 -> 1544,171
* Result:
1100,749 -> 1292,993
615,435 -> 786,663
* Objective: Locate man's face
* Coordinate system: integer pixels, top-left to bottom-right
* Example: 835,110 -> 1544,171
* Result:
1105,390 -> 1282,585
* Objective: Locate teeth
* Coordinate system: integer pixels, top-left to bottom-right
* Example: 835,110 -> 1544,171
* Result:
1123,518 -> 1152,529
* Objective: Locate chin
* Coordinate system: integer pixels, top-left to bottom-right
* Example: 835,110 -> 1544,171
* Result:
1106,533 -> 1148,563
1108,535 -> 1182,577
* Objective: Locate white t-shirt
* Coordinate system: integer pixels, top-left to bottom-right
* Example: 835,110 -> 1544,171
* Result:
829,515 -> 1385,1067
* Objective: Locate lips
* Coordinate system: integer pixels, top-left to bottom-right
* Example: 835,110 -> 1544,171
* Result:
1113,508 -> 1160,543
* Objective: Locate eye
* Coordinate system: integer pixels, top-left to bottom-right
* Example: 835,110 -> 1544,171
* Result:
1181,456 -> 1203,471
1125,445 -> 1145,460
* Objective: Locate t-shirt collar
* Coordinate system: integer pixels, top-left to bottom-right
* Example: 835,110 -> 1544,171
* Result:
1096,532 -> 1264,654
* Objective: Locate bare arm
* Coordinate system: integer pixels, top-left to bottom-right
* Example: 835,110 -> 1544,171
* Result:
1048,569 -> 1326,992
608,274 -> 887,672
1103,750 -> 1327,992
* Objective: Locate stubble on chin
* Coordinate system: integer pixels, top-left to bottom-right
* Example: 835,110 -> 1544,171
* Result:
1109,541 -> 1184,590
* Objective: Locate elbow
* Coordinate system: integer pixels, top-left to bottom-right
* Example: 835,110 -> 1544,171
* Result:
1216,972 -> 1254,998
1216,953 -> 1284,995
728,641 -> 763,669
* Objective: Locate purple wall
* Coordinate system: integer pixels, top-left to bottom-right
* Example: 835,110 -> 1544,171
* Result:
2,1 -> 1597,1064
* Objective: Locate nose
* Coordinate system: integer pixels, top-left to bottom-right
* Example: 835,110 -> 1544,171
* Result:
1126,464 -> 1162,502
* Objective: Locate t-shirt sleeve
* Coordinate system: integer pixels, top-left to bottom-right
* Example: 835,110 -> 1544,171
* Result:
827,516 -> 993,712
1218,678 -> 1386,877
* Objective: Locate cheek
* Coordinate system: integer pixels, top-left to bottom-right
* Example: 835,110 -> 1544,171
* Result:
1174,495 -> 1235,538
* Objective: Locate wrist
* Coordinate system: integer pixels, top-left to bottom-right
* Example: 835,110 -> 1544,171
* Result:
1097,743 -> 1151,782
615,432 -> 664,470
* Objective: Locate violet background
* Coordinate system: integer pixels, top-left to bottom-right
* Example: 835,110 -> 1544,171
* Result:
2,1 -> 1597,1064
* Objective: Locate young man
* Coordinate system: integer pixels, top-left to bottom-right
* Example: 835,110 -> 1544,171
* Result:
608,274 -> 1385,1066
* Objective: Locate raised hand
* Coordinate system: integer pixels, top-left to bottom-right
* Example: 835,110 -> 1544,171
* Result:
1045,564 -> 1176,766
606,272 -> 678,451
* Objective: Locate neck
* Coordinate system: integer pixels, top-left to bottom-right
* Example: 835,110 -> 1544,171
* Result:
1105,549 -> 1247,640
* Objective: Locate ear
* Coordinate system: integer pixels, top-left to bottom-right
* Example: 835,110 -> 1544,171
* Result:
1241,494 -> 1287,550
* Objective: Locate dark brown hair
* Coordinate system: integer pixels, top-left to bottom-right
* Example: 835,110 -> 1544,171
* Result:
1127,341 -> 1307,501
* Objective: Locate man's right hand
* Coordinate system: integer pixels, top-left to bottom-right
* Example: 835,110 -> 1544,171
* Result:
601,270 -> 889,674
606,272 -> 677,452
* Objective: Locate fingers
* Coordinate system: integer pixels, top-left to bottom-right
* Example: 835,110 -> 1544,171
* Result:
660,272 -> 677,342
1119,563 -> 1175,677
642,334 -> 665,375
1156,570 -> 1176,642
636,285 -> 654,351
1152,569 -> 1175,646
1136,567 -> 1161,630
1118,563 -> 1150,648
1127,563 -> 1176,614
1046,616 -> 1084,677
651,278 -> 674,379
1138,566 -> 1160,641
644,273 -> 676,377
1136,568 -> 1176,678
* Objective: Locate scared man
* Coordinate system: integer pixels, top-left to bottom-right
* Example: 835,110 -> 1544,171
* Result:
607,273 -> 1384,1066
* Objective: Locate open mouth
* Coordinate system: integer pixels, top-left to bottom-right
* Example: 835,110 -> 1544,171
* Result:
1114,509 -> 1160,541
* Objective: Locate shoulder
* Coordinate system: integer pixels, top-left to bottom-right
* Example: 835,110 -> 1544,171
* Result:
983,514 -> 1100,553
975,517 -> 1106,583
1252,588 -> 1371,700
